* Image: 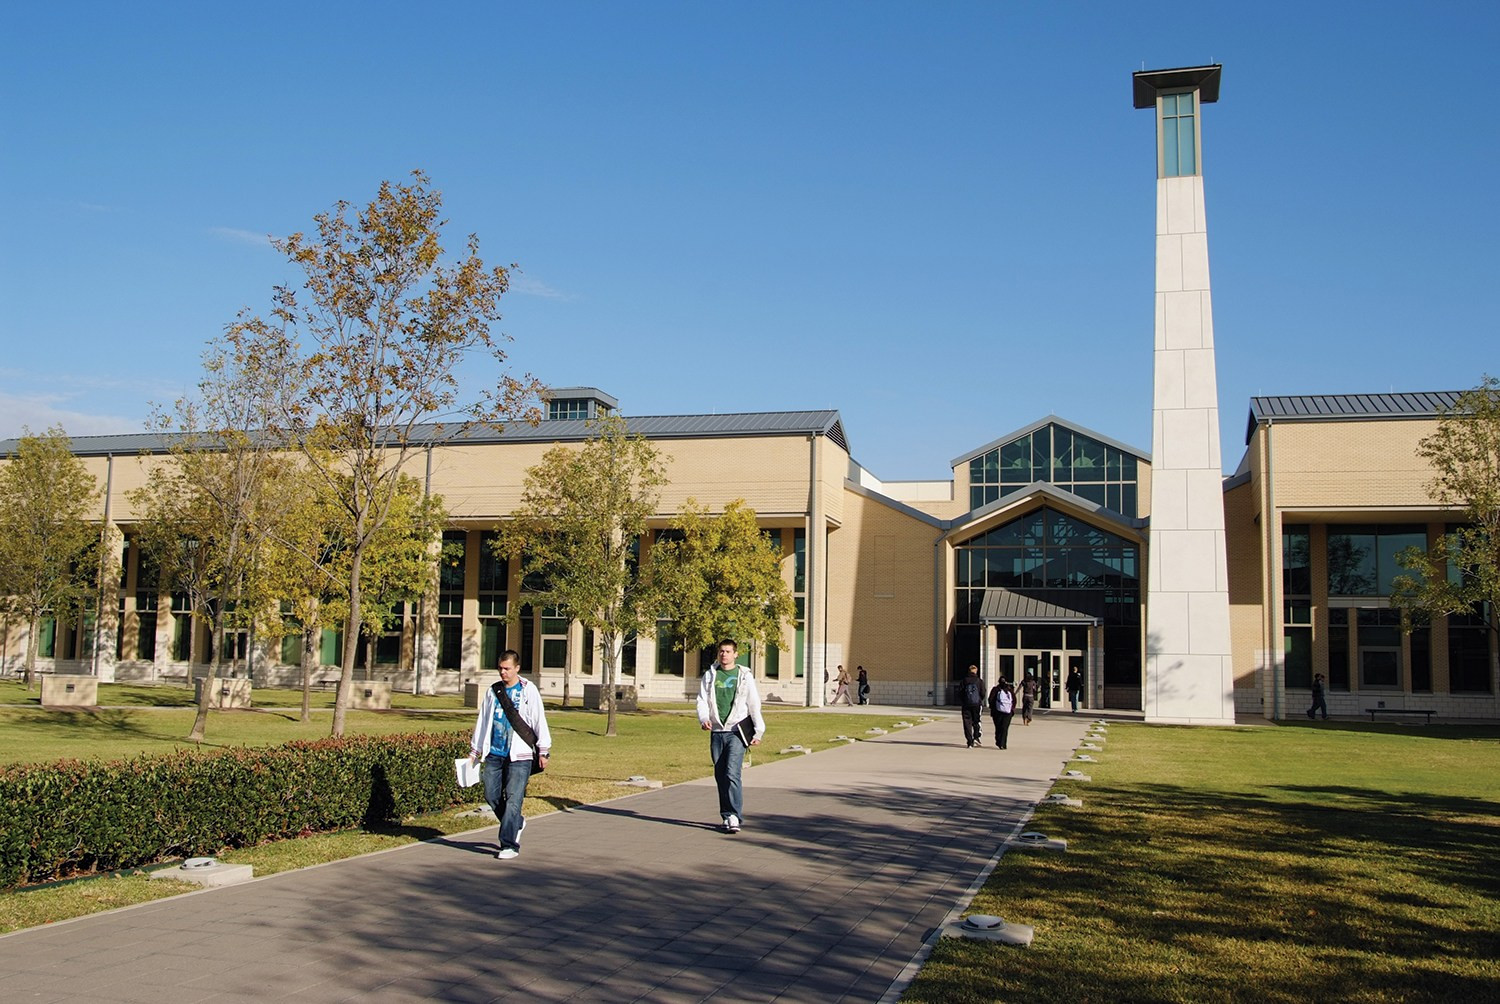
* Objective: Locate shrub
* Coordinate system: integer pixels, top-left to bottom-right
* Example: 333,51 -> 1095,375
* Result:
0,731 -> 471,889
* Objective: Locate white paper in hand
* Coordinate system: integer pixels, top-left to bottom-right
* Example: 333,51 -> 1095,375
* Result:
454,757 -> 481,788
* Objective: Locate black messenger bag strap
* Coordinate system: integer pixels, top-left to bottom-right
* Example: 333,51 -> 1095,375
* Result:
492,681 -> 539,748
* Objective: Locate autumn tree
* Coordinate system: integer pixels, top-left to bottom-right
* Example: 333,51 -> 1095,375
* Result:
0,428 -> 101,688
1393,377 -> 1500,677
648,499 -> 796,673
131,333 -> 297,742
496,416 -> 667,735
233,171 -> 541,736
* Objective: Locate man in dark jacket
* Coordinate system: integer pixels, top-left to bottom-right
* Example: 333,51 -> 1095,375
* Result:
959,665 -> 985,747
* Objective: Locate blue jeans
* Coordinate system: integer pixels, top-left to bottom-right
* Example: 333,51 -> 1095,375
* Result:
710,731 -> 745,820
482,755 -> 533,851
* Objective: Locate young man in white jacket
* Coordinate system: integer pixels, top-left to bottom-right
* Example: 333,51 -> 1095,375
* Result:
469,650 -> 551,859
695,639 -> 765,834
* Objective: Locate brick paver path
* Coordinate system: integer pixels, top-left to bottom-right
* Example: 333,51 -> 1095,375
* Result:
0,711 -> 1094,1002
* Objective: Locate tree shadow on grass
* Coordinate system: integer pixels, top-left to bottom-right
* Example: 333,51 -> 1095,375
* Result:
1275,720 -> 1500,742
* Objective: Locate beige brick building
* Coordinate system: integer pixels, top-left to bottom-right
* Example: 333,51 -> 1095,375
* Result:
3,388 -> 1495,718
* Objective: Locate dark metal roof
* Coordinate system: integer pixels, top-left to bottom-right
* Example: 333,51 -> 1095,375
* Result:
1245,392 -> 1463,444
978,588 -> 1102,625
0,411 -> 849,458
1132,64 -> 1221,108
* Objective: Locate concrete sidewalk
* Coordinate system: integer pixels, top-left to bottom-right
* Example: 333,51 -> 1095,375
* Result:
0,710 -> 1096,1003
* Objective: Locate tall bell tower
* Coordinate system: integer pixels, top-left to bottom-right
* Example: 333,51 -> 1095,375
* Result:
1135,65 -> 1236,725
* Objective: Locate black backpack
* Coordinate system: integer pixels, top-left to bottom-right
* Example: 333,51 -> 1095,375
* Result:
963,679 -> 983,705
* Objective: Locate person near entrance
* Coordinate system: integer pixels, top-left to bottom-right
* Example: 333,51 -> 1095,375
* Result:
469,649 -> 551,860
1307,673 -> 1329,720
959,665 -> 986,747
1065,667 -> 1084,714
1020,670 -> 1040,725
988,676 -> 1016,749
696,639 -> 765,833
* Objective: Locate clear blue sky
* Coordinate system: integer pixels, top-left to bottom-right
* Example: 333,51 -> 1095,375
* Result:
3,2 -> 1496,480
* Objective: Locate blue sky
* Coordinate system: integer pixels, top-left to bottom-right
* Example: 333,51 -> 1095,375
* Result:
2,2 -> 1496,479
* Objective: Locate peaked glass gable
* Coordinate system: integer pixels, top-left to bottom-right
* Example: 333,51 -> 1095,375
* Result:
968,423 -> 1139,516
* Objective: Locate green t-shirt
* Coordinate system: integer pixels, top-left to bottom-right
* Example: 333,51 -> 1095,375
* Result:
714,666 -> 741,723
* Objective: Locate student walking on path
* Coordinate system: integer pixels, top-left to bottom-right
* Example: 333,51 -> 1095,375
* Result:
469,649 -> 551,860
989,677 -> 1016,749
696,639 -> 765,833
856,665 -> 870,704
959,665 -> 986,747
1020,671 -> 1040,725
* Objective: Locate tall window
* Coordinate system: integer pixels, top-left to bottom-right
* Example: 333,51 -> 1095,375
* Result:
478,531 -> 507,671
1283,525 -> 1312,688
1448,610 -> 1492,693
438,530 -> 465,671
968,424 -> 1140,516
1160,90 -> 1197,177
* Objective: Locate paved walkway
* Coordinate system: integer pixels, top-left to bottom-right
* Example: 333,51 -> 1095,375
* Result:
0,709 -> 1097,1003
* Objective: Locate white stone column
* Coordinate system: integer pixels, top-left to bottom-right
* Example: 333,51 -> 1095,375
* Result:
1143,172 -> 1235,724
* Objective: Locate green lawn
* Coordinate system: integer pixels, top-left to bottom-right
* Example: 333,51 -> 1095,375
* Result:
0,700 -> 913,932
902,721 -> 1500,1004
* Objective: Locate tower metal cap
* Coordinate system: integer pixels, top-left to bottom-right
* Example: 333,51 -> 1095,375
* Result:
1132,64 -> 1221,108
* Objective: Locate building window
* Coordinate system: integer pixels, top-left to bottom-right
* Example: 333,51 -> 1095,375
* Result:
479,530 -> 507,671
1410,625 -> 1432,693
1448,611 -> 1492,693
968,424 -> 1140,517
1327,608 -> 1350,691
1356,608 -> 1403,690
1160,90 -> 1197,177
1327,525 -> 1428,597
954,507 -> 1140,684
438,530 -> 465,671
655,619 -> 683,676
1284,600 -> 1312,690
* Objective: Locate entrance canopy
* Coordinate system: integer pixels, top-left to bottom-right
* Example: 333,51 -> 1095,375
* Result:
978,588 -> 1101,626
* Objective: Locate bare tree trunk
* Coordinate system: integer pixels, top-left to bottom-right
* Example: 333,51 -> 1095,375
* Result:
300,622 -> 317,722
188,612 -> 219,742
332,549 -> 362,737
603,632 -> 618,738
24,614 -> 39,690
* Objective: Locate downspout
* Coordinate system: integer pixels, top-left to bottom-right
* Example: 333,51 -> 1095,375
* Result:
93,453 -> 115,676
807,434 -> 820,706
414,443 -> 433,696
932,528 -> 945,706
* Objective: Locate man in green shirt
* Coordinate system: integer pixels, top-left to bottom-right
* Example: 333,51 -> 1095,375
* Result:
695,639 -> 766,833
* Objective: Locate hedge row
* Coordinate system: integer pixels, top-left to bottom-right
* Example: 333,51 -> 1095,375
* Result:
0,731 -> 473,889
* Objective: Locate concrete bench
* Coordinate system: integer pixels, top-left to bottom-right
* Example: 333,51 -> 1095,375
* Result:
1365,707 -> 1434,724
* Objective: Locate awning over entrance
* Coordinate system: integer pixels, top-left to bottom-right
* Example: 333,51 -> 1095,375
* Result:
978,588 -> 1101,626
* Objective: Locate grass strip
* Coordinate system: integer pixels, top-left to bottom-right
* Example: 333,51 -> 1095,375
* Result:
901,722 -> 1500,1004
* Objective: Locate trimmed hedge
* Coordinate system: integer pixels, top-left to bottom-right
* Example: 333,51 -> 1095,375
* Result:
0,731 -> 473,889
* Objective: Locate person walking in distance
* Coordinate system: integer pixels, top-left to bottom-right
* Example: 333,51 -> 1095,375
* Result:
856,666 -> 870,705
988,676 -> 1016,749
1065,667 -> 1084,714
1020,670 -> 1040,725
468,650 -> 551,860
1307,672 -> 1329,720
830,664 -> 853,705
959,665 -> 985,747
696,639 -> 766,833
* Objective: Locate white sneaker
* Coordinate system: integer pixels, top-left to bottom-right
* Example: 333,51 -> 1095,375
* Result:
724,814 -> 741,833
496,848 -> 519,860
